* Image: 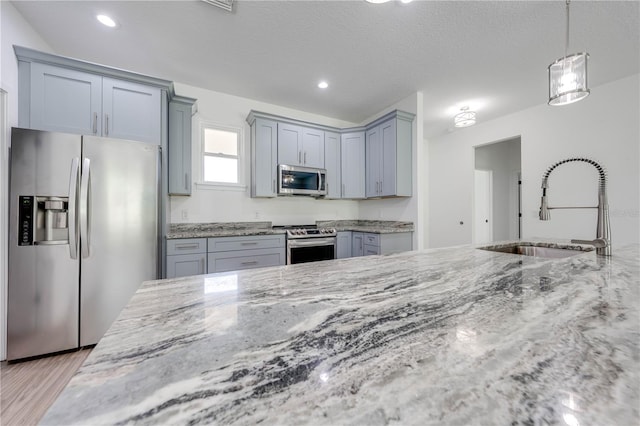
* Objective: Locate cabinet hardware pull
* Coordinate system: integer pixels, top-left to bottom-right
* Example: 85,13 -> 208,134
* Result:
273,179 -> 276,193
176,244 -> 199,249
201,258 -> 205,273
298,151 -> 302,164
241,242 -> 258,246
184,173 -> 189,190
105,114 -> 109,136
342,183 -> 345,197
92,112 -> 98,134
241,261 -> 258,266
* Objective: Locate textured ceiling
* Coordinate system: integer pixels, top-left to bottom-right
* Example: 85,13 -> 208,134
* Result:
10,0 -> 640,138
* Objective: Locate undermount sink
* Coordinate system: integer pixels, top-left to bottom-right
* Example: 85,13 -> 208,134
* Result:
478,243 -> 593,259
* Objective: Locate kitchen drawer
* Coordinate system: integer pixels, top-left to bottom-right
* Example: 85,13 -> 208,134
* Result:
363,244 -> 380,256
208,248 -> 285,273
364,233 -> 380,247
208,235 -> 285,253
167,238 -> 207,255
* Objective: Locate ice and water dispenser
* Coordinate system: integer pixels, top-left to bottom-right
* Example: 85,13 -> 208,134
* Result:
18,195 -> 69,245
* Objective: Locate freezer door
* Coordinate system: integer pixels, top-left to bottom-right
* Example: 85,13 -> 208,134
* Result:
7,128 -> 80,361
79,136 -> 159,346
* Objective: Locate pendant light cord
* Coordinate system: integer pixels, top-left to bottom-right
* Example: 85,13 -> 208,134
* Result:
565,0 -> 570,59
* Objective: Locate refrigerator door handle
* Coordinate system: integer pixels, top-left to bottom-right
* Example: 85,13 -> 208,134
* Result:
68,158 -> 80,259
80,158 -> 92,259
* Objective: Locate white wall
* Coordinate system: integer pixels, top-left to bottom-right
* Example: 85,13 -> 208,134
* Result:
428,74 -> 640,249
357,92 -> 425,250
474,138 -> 521,241
170,82 -> 361,226
0,1 -> 55,361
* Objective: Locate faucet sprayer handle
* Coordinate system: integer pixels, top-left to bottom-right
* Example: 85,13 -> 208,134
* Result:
571,238 -> 608,248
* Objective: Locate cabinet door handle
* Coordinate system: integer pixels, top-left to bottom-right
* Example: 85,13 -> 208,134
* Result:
184,173 -> 189,190
104,114 -> 109,136
380,180 -> 383,194
201,258 -> 205,273
298,151 -> 302,164
241,260 -> 259,266
241,242 -> 258,246
92,112 -> 98,134
273,179 -> 276,193
342,183 -> 345,197
176,244 -> 199,250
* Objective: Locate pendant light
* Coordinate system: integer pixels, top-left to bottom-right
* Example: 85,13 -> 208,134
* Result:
548,0 -> 590,106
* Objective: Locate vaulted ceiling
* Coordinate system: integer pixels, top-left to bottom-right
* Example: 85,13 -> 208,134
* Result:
11,0 -> 640,138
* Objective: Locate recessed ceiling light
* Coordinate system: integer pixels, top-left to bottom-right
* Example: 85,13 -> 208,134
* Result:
400,0 -> 413,3
97,14 -> 117,28
365,0 -> 391,3
318,81 -> 329,89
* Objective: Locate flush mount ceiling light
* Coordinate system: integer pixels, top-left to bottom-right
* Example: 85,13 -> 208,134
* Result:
454,106 -> 476,128
96,14 -> 117,28
317,81 -> 329,89
548,0 -> 590,106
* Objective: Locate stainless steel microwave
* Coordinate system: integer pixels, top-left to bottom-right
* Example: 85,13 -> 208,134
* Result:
278,165 -> 327,196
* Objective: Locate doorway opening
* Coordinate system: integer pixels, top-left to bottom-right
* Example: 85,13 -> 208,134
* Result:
473,137 -> 521,244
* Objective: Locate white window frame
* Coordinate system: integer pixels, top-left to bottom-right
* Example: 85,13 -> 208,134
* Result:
196,119 -> 246,191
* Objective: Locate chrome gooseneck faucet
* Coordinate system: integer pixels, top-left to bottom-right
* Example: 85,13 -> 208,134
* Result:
539,157 -> 611,256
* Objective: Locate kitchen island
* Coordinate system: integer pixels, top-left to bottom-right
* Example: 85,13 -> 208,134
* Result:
41,244 -> 639,425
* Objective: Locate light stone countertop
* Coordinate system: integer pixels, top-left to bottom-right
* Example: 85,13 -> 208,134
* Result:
41,242 -> 639,425
166,220 -> 413,239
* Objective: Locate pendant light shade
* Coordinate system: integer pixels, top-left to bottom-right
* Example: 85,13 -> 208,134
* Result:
548,0 -> 590,106
548,52 -> 589,105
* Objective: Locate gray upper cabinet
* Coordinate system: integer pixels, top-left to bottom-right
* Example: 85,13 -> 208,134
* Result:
342,131 -> 365,199
277,122 -> 325,168
18,48 -> 164,146
169,96 -> 196,195
28,62 -> 102,135
277,122 -> 302,166
250,117 -> 278,197
365,111 -> 414,198
102,78 -> 161,144
245,109 -> 412,200
302,127 -> 324,168
323,131 -> 341,199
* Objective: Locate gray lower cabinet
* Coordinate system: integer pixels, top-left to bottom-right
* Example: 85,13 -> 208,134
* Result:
336,231 -> 352,259
208,235 -> 285,273
166,238 -> 207,278
351,232 -> 412,258
352,232 -> 364,257
169,96 -> 197,195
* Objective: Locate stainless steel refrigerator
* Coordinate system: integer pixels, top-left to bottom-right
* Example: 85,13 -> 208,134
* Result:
8,128 -> 160,361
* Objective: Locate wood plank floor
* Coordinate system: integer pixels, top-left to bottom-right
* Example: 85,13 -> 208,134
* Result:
0,349 -> 92,426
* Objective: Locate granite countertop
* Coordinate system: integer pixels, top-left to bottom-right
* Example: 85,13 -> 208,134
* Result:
317,220 -> 414,234
167,220 -> 413,239
42,243 -> 639,425
167,222 -> 285,239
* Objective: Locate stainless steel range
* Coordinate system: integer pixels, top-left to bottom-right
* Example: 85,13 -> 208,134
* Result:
274,225 -> 337,265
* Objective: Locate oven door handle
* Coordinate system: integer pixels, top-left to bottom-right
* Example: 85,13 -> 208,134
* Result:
288,238 -> 336,247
